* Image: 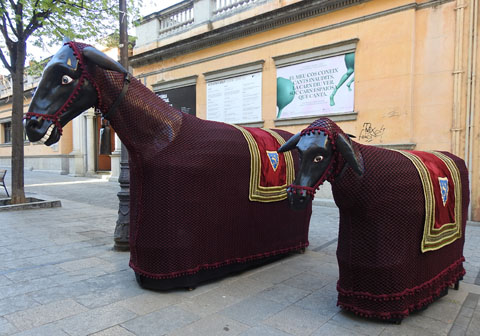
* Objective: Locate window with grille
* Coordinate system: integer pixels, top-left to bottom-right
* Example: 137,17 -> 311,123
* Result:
3,122 -> 11,144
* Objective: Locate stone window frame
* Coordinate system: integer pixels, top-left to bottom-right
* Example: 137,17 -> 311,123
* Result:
152,75 -> 199,117
203,60 -> 265,127
152,75 -> 198,92
0,118 -> 12,145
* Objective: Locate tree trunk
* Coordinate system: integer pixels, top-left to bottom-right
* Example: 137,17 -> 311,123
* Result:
10,42 -> 26,204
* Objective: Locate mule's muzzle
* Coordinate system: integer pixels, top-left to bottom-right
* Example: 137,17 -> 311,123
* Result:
24,116 -> 60,145
287,187 -> 312,210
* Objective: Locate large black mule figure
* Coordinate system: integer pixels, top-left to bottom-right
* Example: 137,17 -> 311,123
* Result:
278,117 -> 469,322
25,41 -> 312,290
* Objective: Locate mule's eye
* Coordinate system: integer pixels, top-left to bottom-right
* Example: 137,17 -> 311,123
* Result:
61,75 -> 73,85
313,155 -> 324,163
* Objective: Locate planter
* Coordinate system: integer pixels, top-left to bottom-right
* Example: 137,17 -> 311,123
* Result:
0,197 -> 62,211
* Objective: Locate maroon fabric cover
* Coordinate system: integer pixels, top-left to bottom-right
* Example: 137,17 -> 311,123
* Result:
71,42 -> 312,280
306,118 -> 469,320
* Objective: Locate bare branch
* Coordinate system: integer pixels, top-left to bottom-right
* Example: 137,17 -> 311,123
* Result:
0,11 -> 14,49
0,46 -> 12,72
25,9 -> 52,39
0,0 -> 17,38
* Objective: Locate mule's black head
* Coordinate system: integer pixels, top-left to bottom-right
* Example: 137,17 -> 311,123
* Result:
25,43 -> 96,145
25,42 -> 127,146
278,128 -> 363,210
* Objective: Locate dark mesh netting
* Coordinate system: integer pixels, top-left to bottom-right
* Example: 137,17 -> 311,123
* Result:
331,143 -> 469,320
71,42 -> 312,282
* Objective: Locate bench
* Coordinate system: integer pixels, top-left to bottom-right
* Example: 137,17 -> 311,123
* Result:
0,169 -> 9,197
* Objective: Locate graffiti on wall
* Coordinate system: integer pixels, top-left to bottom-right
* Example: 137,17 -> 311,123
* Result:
359,122 -> 385,142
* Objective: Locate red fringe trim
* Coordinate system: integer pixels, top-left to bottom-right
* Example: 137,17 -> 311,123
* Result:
337,257 -> 465,319
129,242 -> 309,280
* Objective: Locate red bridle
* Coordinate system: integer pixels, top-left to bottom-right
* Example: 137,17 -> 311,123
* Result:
287,127 -> 341,198
25,42 -> 101,135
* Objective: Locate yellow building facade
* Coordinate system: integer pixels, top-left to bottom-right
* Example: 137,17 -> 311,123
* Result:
131,0 -> 479,221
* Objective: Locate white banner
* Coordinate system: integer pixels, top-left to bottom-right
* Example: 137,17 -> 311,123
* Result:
206,72 -> 262,123
276,53 -> 355,119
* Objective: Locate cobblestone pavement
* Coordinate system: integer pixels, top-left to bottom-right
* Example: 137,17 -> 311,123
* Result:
0,169 -> 479,336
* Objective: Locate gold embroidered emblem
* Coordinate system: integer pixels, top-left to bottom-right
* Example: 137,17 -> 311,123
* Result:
438,177 -> 449,206
266,151 -> 279,171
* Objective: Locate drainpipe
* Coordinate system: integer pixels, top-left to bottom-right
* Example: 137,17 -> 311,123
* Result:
452,0 -> 466,157
464,0 -> 478,220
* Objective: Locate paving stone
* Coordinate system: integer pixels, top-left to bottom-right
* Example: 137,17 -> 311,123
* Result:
54,304 -> 137,336
0,317 -> 18,335
294,288 -> 341,318
255,283 -> 311,305
462,293 -> 480,309
27,282 -> 93,305
46,266 -> 108,285
6,323 -> 70,336
220,296 -> 287,326
220,277 -> 273,298
282,271 -> 336,292
238,325 -> 293,336
113,292 -> 179,315
0,277 -> 58,301
89,325 -> 136,336
0,294 -> 41,316
57,257 -> 108,272
417,297 -> 462,324
401,314 -> 452,335
0,276 -> 12,287
448,324 -> 468,336
371,323 -> 441,336
5,299 -> 88,331
73,283 -> 145,309
4,265 -> 65,282
169,313 -> 249,336
264,305 -> 329,336
249,262 -> 305,285
330,311 -> 386,336
121,306 -> 199,335
178,288 -> 241,317
311,321 -> 366,336
466,309 -> 480,335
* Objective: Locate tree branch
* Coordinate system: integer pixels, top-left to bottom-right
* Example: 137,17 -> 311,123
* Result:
0,46 -> 12,72
24,9 -> 51,39
0,12 -> 14,54
0,0 -> 17,38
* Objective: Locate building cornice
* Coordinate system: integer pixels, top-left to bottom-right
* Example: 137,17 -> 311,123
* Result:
130,0 -> 368,67
132,0 -> 454,78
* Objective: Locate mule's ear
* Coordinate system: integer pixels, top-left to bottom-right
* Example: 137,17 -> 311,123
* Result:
83,47 -> 127,74
62,36 -> 71,44
336,133 -> 364,176
278,132 -> 301,152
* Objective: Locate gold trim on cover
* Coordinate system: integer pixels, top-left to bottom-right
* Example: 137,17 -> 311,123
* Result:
232,125 -> 295,202
395,150 -> 462,253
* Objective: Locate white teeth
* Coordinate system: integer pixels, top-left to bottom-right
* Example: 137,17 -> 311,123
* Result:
39,124 -> 55,144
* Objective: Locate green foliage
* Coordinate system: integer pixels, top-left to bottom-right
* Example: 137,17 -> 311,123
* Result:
25,58 -> 49,77
0,0 -> 141,73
